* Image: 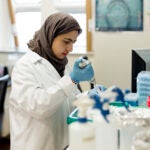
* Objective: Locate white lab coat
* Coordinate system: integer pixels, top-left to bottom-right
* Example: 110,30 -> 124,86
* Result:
9,51 -> 80,150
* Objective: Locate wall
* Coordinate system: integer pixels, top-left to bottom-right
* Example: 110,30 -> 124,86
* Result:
0,1 -> 14,50
92,0 -> 150,89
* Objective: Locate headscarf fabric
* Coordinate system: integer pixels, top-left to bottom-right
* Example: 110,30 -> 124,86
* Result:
27,12 -> 82,77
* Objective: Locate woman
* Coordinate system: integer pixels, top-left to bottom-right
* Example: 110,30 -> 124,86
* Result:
9,12 -> 94,150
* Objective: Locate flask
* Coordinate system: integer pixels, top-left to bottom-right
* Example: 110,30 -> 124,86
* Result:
69,95 -> 95,150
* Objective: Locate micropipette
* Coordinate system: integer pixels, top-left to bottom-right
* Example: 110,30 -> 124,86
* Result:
78,56 -> 96,88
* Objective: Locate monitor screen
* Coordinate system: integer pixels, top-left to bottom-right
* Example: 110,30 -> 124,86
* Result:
131,49 -> 150,92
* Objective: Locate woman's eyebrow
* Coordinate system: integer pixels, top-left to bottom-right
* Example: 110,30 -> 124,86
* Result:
64,38 -> 76,43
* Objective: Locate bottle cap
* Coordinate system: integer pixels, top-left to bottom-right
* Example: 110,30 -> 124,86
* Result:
73,95 -> 94,123
147,96 -> 150,108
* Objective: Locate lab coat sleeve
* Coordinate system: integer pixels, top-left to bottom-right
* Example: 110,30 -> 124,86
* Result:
9,62 -> 79,120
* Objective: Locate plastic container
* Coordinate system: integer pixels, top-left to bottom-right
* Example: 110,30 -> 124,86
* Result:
124,93 -> 138,106
138,95 -> 147,107
67,108 -> 92,125
67,108 -> 79,125
69,95 -> 95,150
110,106 -> 147,150
120,125 -> 143,150
137,71 -> 150,107
92,110 -> 118,150
69,121 -> 95,150
87,91 -> 118,150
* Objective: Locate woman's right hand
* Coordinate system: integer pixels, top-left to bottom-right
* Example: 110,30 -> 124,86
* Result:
70,57 -> 94,83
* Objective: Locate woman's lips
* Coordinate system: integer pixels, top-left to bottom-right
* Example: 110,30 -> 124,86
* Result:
62,52 -> 68,56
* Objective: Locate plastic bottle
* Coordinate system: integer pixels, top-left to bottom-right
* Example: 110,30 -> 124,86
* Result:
69,95 -> 95,150
87,93 -> 118,150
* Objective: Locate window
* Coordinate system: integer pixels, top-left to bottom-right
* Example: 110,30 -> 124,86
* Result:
70,13 -> 86,53
16,12 -> 41,50
58,0 -> 84,3
13,0 -> 88,53
54,0 -> 85,8
13,0 -> 41,51
14,0 -> 41,4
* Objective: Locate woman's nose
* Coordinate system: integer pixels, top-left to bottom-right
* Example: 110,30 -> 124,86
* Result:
66,43 -> 73,52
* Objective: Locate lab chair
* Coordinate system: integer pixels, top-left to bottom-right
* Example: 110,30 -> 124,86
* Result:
0,66 -> 10,137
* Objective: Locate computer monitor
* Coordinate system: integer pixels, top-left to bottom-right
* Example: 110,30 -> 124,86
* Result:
131,49 -> 150,92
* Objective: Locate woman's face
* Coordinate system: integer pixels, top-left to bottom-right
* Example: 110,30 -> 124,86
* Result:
52,30 -> 79,59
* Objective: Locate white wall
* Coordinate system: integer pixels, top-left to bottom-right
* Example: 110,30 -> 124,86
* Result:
93,1 -> 150,89
0,1 -> 14,50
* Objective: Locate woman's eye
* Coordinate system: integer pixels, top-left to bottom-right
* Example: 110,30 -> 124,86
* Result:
63,40 -> 70,44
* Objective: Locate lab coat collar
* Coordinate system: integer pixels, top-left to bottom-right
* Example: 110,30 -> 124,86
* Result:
27,50 -> 61,79
28,50 -> 43,64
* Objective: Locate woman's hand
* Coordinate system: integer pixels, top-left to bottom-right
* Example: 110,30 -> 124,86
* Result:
70,57 -> 94,83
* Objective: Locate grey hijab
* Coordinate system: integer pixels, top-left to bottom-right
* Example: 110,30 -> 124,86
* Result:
27,12 -> 82,77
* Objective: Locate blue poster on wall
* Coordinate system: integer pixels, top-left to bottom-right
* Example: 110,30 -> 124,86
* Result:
95,0 -> 143,31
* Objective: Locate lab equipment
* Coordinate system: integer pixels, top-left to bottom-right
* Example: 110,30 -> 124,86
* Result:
112,107 -> 150,150
68,84 -> 150,150
69,95 -> 95,150
124,92 -> 138,106
78,56 -> 90,68
89,94 -> 110,123
132,49 -> 150,93
88,85 -> 133,150
137,71 -> 150,107
70,57 -> 94,83
106,85 -> 130,111
87,87 -> 118,150
132,129 -> 150,150
88,84 -> 106,98
78,56 -> 96,88
89,85 -> 130,122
